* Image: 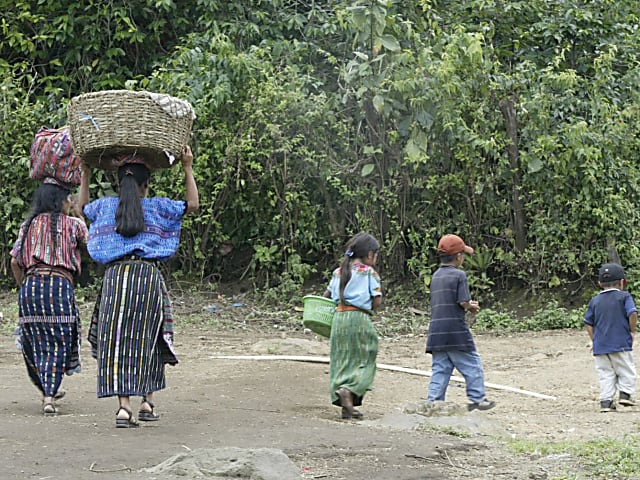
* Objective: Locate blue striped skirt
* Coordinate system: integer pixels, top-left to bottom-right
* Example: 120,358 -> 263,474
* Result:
18,275 -> 81,397
91,260 -> 177,398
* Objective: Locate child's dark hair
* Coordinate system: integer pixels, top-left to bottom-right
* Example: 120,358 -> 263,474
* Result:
339,232 -> 380,305
116,163 -> 150,237
438,252 -> 458,264
19,183 -> 71,255
600,280 -> 623,289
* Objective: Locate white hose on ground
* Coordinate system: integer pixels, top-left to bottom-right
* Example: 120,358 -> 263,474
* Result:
209,354 -> 557,400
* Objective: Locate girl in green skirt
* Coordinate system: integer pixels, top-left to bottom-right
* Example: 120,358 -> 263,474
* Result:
324,233 -> 382,419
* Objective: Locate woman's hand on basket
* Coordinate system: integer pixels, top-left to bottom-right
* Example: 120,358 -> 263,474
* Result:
81,161 -> 91,176
181,146 -> 193,170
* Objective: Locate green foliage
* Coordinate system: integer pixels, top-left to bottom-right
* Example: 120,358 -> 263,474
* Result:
510,435 -> 640,479
473,309 -> 521,333
1,1 -> 197,94
464,250 -> 496,303
530,301 -> 585,330
2,0 -> 640,304
0,75 -> 46,279
143,26 -> 350,283
578,435 -> 640,478
474,301 -> 583,333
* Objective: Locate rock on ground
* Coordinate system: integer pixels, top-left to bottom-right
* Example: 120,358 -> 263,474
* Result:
144,447 -> 301,479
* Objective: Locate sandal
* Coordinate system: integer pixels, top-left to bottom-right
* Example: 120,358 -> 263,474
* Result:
115,407 -> 139,428
54,389 -> 66,400
341,407 -> 364,419
43,402 -> 57,417
338,388 -> 364,419
138,399 -> 160,422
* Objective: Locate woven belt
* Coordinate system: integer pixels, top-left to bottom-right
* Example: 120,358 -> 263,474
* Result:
336,305 -> 373,316
25,265 -> 75,285
109,254 -> 158,266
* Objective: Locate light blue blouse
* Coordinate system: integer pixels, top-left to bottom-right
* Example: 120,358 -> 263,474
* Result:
327,263 -> 382,311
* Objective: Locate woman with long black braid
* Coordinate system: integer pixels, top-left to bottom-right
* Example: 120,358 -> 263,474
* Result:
324,232 -> 382,419
78,146 -> 198,428
10,180 -> 88,416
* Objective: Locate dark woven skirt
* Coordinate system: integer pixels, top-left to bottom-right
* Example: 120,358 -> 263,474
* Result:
18,275 -> 81,397
329,309 -> 378,407
91,260 -> 177,398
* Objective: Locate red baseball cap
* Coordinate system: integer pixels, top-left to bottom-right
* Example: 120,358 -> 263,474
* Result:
437,234 -> 474,255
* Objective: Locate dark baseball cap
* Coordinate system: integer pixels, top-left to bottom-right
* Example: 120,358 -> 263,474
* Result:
598,263 -> 626,282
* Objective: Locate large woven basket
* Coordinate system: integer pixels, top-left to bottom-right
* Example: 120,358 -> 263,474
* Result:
302,295 -> 336,338
67,90 -> 195,170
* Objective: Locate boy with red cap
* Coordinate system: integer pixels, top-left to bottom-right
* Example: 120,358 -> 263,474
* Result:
425,234 -> 495,411
584,262 -> 637,412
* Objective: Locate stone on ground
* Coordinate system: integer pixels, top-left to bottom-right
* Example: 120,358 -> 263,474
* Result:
143,447 -> 301,479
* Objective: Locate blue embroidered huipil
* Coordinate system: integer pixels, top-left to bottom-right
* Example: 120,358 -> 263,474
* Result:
83,197 -> 186,264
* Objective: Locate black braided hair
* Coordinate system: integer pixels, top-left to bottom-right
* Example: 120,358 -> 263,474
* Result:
115,163 -> 150,237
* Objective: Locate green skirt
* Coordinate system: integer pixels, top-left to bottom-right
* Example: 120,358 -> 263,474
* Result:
329,309 -> 378,407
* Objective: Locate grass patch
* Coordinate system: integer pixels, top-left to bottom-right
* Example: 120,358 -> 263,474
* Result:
509,434 -> 640,479
417,424 -> 472,438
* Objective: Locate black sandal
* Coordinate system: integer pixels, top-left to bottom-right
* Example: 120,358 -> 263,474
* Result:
341,407 -> 364,419
138,398 -> 160,422
115,407 -> 139,428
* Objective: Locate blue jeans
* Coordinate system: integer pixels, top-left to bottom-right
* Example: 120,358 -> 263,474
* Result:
428,350 -> 486,403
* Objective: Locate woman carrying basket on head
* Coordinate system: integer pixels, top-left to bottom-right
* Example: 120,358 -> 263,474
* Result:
10,180 -> 88,416
323,232 -> 383,419
78,146 -> 198,428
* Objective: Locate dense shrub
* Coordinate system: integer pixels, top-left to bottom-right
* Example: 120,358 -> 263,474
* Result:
2,0 -> 640,306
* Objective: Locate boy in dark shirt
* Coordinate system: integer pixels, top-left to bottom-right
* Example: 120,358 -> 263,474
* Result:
426,234 -> 495,411
584,263 -> 637,412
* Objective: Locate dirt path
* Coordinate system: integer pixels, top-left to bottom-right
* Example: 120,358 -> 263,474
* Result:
1,307 -> 638,479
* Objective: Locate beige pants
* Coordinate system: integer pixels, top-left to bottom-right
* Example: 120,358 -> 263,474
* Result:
595,351 -> 637,401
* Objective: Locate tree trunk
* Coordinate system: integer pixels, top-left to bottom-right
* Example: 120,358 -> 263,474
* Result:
500,96 -> 527,252
607,238 -> 622,265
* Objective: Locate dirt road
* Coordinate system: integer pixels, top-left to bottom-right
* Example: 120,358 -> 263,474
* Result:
1,305 -> 637,479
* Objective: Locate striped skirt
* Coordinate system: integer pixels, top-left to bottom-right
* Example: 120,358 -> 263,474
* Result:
90,260 -> 177,398
329,310 -> 378,407
18,275 -> 81,398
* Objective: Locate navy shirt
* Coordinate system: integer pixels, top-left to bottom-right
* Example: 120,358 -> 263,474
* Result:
426,265 -> 476,353
584,289 -> 637,355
